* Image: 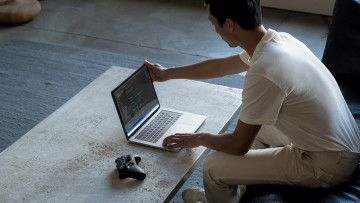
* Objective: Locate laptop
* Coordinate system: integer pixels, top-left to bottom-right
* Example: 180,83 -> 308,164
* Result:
111,64 -> 206,152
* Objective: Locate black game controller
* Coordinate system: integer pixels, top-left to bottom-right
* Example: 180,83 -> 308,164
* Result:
115,155 -> 146,180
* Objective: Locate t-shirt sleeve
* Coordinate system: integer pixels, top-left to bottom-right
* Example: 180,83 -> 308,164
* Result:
240,74 -> 286,125
239,51 -> 251,65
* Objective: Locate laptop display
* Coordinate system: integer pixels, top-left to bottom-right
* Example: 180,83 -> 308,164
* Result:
112,65 -> 159,139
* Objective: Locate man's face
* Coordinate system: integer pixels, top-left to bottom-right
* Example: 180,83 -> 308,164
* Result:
208,9 -> 238,48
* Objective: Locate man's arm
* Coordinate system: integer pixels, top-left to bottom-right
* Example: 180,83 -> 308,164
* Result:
145,53 -> 249,81
163,119 -> 261,155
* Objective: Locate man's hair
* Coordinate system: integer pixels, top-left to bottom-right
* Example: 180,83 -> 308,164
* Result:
204,0 -> 262,30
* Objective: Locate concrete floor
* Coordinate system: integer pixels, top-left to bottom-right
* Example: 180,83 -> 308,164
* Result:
0,0 -> 332,202
0,0 -> 331,66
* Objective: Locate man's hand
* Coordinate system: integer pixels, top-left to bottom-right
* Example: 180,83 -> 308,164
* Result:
144,60 -> 169,82
163,133 -> 206,149
163,120 -> 261,155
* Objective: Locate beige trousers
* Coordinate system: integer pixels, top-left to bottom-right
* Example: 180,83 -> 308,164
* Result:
203,125 -> 360,203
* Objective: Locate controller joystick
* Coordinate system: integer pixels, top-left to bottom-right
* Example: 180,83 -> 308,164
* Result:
115,155 -> 146,180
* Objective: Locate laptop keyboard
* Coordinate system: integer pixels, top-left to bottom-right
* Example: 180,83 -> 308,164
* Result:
134,110 -> 182,143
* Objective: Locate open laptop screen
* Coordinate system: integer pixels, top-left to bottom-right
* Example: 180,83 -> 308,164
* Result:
112,65 -> 159,137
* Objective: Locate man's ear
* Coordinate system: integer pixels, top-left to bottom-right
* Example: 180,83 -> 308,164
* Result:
225,18 -> 235,32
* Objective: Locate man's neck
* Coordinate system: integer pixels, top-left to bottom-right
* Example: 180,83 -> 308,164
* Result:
240,25 -> 267,57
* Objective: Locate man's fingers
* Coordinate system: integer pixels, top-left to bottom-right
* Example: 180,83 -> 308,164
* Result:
163,135 -> 182,144
163,133 -> 194,145
144,60 -> 157,70
165,143 -> 181,149
144,60 -> 152,66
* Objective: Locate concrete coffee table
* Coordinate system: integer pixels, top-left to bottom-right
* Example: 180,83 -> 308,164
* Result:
0,66 -> 242,202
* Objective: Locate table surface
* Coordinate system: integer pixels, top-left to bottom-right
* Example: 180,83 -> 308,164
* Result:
0,66 -> 242,202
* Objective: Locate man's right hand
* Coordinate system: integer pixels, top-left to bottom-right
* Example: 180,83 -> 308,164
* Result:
144,60 -> 169,82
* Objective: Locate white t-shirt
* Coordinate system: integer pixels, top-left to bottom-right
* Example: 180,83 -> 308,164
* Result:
239,29 -> 360,152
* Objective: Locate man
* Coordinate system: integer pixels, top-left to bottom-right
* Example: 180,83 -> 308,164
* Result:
145,0 -> 360,202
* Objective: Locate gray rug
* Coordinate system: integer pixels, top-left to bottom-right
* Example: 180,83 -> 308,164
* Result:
0,40 -> 145,151
0,40 -> 243,202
